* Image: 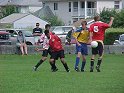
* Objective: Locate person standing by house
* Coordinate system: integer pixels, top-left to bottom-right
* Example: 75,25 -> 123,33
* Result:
33,23 -> 43,45
65,27 -> 75,54
73,21 -> 90,72
17,31 -> 28,55
89,16 -> 114,72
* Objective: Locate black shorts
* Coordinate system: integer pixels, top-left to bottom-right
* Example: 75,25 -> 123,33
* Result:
92,42 -> 104,56
50,50 -> 65,60
42,48 -> 52,57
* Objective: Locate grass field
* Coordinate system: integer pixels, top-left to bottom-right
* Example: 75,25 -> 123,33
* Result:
0,54 -> 124,93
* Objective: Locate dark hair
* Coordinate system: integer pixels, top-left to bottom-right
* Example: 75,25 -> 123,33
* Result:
18,31 -> 22,33
81,20 -> 87,25
94,16 -> 100,21
45,24 -> 51,29
44,30 -> 49,35
36,23 -> 40,26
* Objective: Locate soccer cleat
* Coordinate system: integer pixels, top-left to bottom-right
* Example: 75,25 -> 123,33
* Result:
96,66 -> 100,72
75,67 -> 80,72
66,69 -> 70,72
33,67 -> 37,71
90,66 -> 94,72
52,68 -> 58,72
81,69 -> 84,72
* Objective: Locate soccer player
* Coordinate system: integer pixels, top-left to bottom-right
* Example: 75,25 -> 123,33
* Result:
73,21 -> 90,72
89,16 -> 114,72
45,31 -> 70,72
33,23 -> 43,45
33,25 -> 57,71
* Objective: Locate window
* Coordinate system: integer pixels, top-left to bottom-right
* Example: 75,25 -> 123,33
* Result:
114,1 -> 120,9
87,2 -> 95,8
81,2 -> 85,8
69,2 -> 71,12
54,3 -> 58,10
73,2 -> 78,12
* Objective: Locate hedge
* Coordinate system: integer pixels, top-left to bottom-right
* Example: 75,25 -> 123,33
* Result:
104,28 -> 124,45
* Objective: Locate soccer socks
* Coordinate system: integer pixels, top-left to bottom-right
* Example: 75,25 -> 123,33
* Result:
63,63 -> 70,72
96,58 -> 102,72
35,59 -> 44,68
97,58 -> 102,67
75,57 -> 80,69
81,61 -> 86,72
90,59 -> 94,72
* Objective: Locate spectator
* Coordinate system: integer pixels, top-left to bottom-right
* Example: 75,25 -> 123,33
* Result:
33,23 -> 43,45
17,31 -> 28,55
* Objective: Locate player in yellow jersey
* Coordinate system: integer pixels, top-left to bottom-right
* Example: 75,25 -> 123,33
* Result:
73,21 -> 90,72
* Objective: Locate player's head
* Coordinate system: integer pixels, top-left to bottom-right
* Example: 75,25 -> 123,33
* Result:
81,20 -> 87,29
94,16 -> 100,21
45,24 -> 51,30
18,31 -> 22,35
44,30 -> 50,39
36,23 -> 40,27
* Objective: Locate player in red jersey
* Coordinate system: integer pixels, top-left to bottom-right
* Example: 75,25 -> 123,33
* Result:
44,30 -> 70,72
89,16 -> 114,72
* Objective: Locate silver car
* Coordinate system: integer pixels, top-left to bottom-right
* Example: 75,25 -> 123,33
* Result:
113,34 -> 124,45
0,29 -> 35,45
52,26 -> 75,43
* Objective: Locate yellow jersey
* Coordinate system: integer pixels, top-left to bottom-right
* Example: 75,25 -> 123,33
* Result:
73,30 -> 89,43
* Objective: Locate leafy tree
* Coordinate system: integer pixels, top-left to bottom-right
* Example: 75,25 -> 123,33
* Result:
42,15 -> 64,26
99,8 -> 117,24
0,5 -> 18,19
99,8 -> 124,28
112,9 -> 124,28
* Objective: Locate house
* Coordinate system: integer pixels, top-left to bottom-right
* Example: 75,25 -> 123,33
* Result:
41,0 -> 123,25
0,0 -> 42,13
0,13 -> 48,29
33,6 -> 55,19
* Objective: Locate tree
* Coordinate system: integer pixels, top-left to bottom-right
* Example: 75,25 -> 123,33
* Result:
42,15 -> 64,26
99,8 -> 124,28
0,5 -> 18,19
99,8 -> 117,24
112,9 -> 124,28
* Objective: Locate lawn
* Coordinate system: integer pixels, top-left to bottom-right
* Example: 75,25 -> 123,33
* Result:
0,54 -> 124,93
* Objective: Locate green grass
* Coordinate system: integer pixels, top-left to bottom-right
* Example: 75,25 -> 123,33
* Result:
0,54 -> 124,93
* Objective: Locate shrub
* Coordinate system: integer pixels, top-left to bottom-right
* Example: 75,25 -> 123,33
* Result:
104,28 -> 124,45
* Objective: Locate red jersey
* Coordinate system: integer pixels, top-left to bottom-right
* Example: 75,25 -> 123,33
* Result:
49,34 -> 63,52
89,21 -> 110,41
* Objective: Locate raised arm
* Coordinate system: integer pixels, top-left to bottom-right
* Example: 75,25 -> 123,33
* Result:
108,17 -> 114,27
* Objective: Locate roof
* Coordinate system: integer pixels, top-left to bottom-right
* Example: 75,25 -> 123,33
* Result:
0,0 -> 42,6
0,13 -> 29,23
33,6 -> 54,18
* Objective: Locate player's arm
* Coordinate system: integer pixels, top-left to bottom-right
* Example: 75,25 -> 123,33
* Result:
72,32 -> 80,46
87,31 -> 93,44
35,48 -> 45,51
108,17 -> 114,27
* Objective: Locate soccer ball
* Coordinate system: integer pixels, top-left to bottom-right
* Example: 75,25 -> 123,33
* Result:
91,41 -> 98,48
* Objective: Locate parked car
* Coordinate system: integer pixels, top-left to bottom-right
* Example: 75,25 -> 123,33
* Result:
113,34 -> 124,45
0,31 -> 11,45
0,29 -> 35,45
51,26 -> 75,43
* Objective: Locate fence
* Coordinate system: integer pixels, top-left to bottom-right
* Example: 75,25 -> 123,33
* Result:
0,45 -> 124,55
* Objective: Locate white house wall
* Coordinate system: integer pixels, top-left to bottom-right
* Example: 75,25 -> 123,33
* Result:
45,2 -> 72,25
14,15 -> 48,29
97,1 -> 114,13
